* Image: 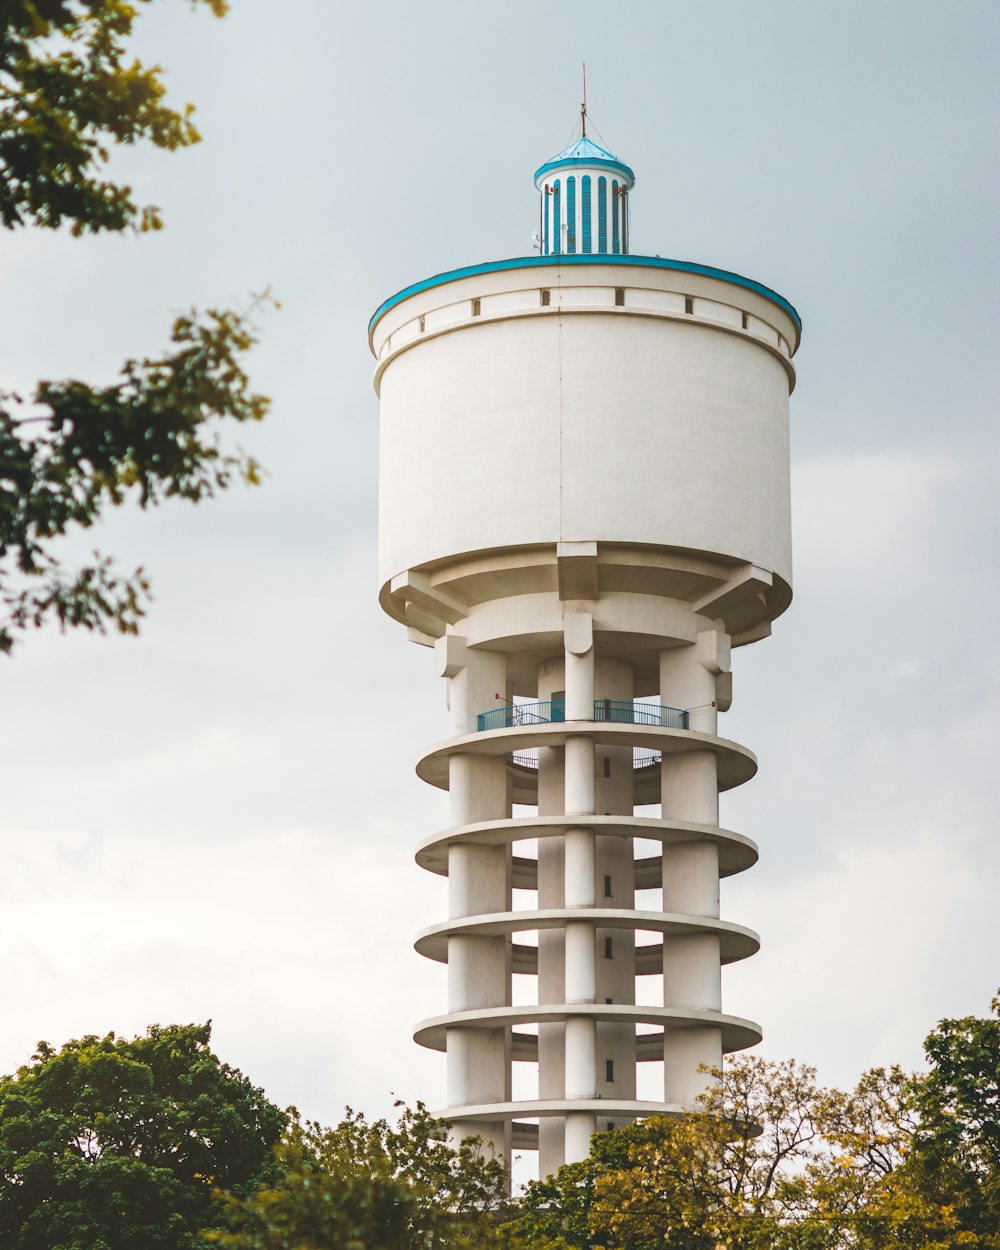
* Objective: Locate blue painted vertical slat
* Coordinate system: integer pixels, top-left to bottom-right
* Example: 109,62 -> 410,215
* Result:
543,184 -> 549,254
566,176 -> 576,253
622,190 -> 628,253
598,176 -> 607,253
553,180 -> 561,255
582,175 -> 592,253
612,180 -> 620,254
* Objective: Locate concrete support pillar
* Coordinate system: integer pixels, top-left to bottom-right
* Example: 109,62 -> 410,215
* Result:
564,827 -> 596,909
442,643 -> 511,1157
560,617 -> 599,1164
660,629 -> 730,737
663,1026 -> 723,1107
659,637 -> 726,1109
564,736 -> 595,815
537,659 -> 567,1177
593,657 -> 636,1124
565,1110 -> 598,1164
441,637 -> 508,738
564,612 -> 594,720
565,920 -> 596,1001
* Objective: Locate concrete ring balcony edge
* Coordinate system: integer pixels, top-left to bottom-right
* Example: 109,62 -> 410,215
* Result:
415,814 -> 758,878
415,909 -> 760,965
439,1098 -> 690,1124
416,721 -> 757,792
414,1004 -> 762,1054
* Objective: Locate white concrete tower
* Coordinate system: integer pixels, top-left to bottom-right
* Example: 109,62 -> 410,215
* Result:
369,128 -> 801,1176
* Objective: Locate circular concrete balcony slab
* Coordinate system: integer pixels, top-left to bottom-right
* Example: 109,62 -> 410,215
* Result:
416,814 -> 758,881
415,908 -> 759,967
416,721 -> 757,800
443,1096 -> 689,1125
414,1003 -> 761,1055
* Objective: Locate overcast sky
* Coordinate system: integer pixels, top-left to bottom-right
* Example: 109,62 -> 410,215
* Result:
0,0 -> 998,1170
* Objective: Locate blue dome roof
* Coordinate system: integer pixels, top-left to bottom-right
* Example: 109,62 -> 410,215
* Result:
534,135 -> 635,187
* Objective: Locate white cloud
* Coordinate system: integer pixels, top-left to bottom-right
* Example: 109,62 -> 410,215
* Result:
792,448 -> 963,598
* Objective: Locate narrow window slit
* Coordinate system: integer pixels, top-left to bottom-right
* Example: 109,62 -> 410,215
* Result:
540,289 -> 551,307
471,298 -> 481,316
614,287 -> 625,306
684,296 -> 694,314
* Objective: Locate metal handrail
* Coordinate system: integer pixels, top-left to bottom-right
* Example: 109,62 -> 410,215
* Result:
592,699 -> 688,729
508,749 -> 540,770
633,748 -> 663,770
478,699 -> 687,733
506,746 -> 664,773
478,700 -> 565,732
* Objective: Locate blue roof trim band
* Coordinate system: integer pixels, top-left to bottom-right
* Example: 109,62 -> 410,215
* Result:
369,254 -> 802,340
534,155 -> 635,185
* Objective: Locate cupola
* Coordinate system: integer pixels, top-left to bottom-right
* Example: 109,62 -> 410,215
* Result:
533,134 -> 635,257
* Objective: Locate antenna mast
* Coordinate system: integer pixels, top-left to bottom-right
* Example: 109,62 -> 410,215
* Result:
581,62 -> 587,137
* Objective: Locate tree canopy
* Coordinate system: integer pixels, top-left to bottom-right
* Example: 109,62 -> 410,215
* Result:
0,0 -> 271,653
3,998 -> 1000,1248
912,993 -> 1000,1245
206,1102 -> 513,1250
0,1022 -> 286,1250
506,1045 -> 995,1250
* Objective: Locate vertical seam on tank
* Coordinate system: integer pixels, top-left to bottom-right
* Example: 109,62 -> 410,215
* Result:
557,261 -> 564,541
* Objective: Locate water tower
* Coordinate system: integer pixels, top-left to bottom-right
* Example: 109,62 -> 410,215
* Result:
368,125 -> 801,1177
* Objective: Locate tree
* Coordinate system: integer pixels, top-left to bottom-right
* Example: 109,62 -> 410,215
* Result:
207,1102 -> 519,1250
910,992 -> 1000,1247
0,1021 -> 286,1250
506,1060 -> 829,1250
0,0 -> 271,653
505,1055 -> 981,1250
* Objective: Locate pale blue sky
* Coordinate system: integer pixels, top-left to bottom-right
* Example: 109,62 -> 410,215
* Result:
0,0 -> 997,1160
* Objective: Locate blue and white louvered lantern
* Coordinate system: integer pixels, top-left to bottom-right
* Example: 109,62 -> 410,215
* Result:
533,136 -> 636,257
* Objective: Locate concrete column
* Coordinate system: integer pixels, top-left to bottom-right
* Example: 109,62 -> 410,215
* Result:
565,920 -> 596,1001
564,827 -> 596,909
564,612 -> 594,720
565,1110 -> 598,1164
658,785 -> 720,1014
442,637 -> 508,738
443,643 -> 511,1156
593,657 -> 636,1124
659,638 -> 726,1109
565,1013 -> 597,1095
536,659 -> 566,1177
561,619 -> 599,1164
660,629 -> 730,737
565,736 -> 595,815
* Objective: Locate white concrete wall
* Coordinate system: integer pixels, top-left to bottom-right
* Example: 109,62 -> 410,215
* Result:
376,269 -> 792,595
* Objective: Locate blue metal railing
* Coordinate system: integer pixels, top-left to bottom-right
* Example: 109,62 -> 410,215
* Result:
478,700 -> 565,732
478,699 -> 687,733
593,699 -> 688,730
506,747 -> 664,772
